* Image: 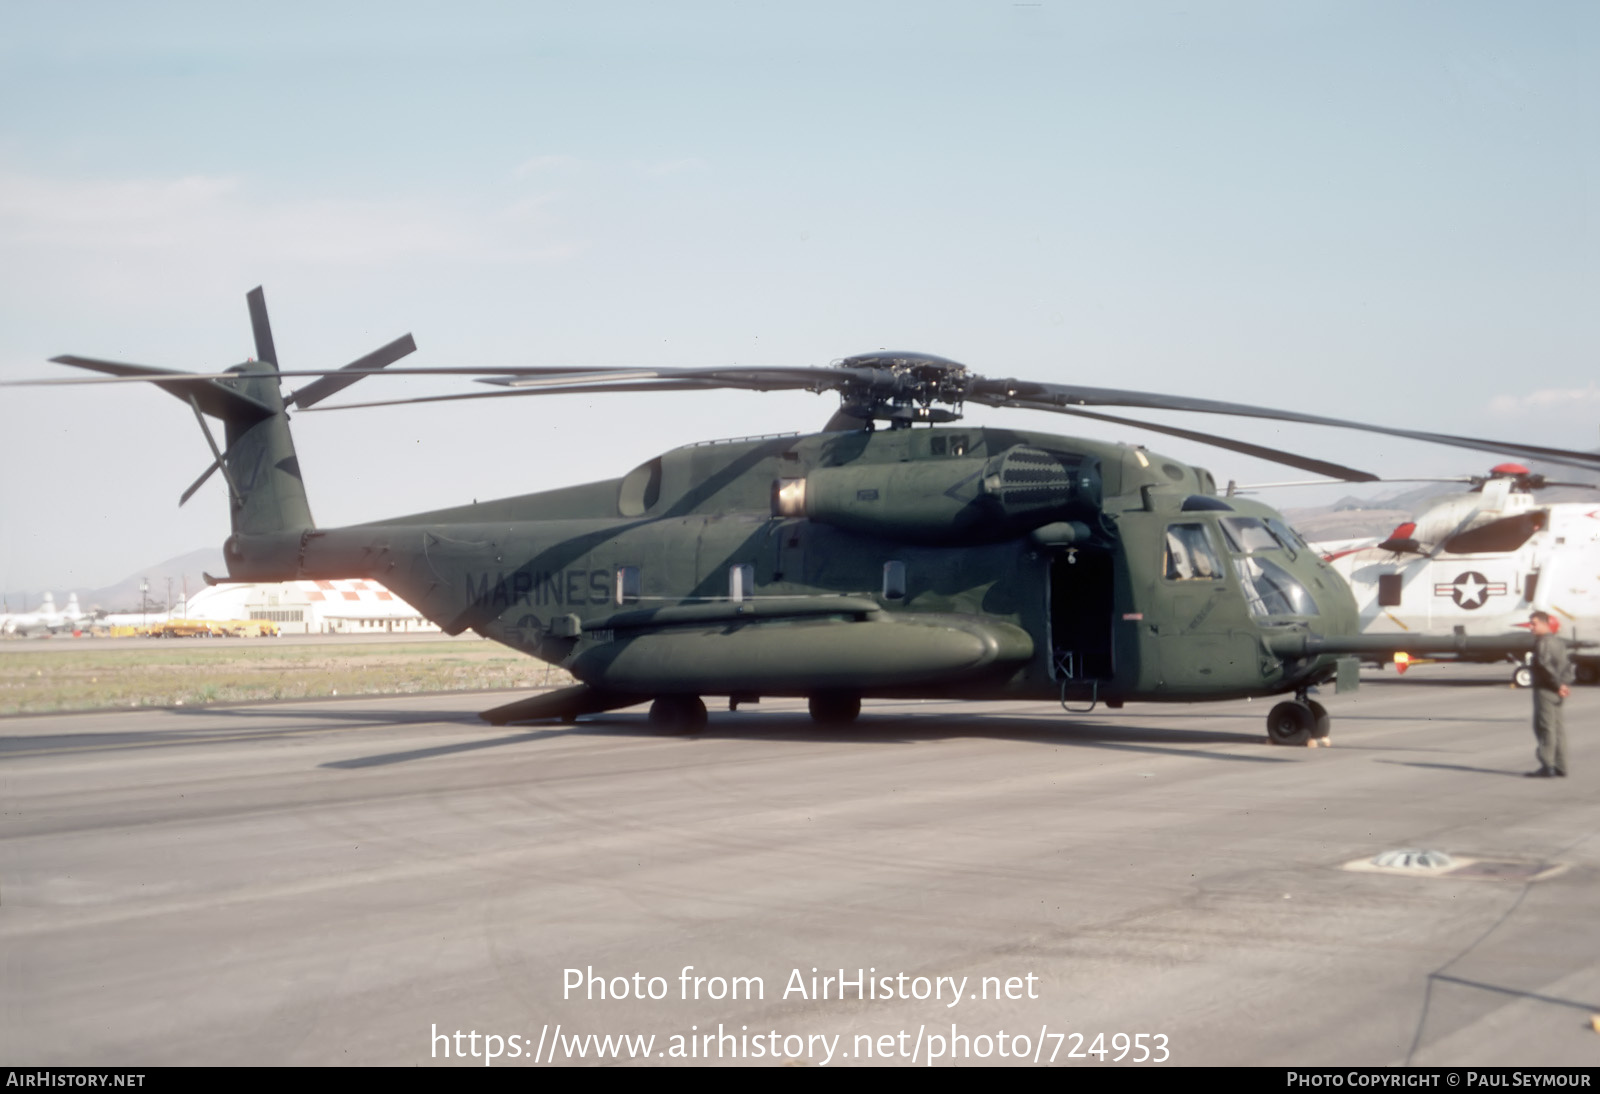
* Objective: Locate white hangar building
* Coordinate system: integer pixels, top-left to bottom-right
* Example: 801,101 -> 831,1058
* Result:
183,579 -> 441,635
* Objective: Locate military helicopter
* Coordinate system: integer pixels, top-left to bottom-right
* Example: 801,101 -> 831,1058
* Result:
22,288 -> 1600,744
1320,464 -> 1600,687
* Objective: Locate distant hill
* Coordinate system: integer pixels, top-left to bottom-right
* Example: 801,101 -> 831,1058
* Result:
3,547 -> 227,615
1283,506 -> 1413,545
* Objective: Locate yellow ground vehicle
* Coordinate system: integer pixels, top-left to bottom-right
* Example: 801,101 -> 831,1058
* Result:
154,619 -> 214,638
214,619 -> 281,638
146,618 -> 281,638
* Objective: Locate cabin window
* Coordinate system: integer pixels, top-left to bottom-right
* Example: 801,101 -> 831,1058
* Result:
614,566 -> 640,606
1164,523 -> 1223,581
728,564 -> 754,602
1378,574 -> 1403,607
1442,511 -> 1544,555
930,435 -> 969,457
882,561 -> 907,600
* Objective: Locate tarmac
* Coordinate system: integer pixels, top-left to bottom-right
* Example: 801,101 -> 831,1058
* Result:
2,663 -> 1596,1067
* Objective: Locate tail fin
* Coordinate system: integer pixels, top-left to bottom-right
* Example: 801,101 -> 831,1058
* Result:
53,287 -> 414,540
215,358 -> 316,535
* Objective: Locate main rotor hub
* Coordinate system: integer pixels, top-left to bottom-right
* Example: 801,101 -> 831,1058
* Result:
1472,463 -> 1546,493
832,351 -> 970,427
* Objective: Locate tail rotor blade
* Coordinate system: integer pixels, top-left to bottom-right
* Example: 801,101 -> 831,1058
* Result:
179,459 -> 222,507
288,333 -> 418,409
246,286 -> 277,365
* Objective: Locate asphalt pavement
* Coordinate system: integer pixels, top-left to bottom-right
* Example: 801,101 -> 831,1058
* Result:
2,664 -> 1596,1067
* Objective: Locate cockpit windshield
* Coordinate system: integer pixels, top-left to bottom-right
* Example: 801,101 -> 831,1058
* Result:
1220,516 -> 1280,554
1265,517 -> 1306,557
1235,555 -> 1319,619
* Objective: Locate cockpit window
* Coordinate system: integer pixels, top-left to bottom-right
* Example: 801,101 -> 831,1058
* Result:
1265,517 -> 1306,557
1219,516 -> 1280,554
1236,556 -> 1319,618
1164,523 -> 1223,580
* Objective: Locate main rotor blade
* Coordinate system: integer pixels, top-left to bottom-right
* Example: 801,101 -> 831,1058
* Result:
1229,477 -> 1475,491
17,362 -> 862,388
968,379 -> 1600,473
1007,400 -> 1381,482
15,362 -> 657,387
246,286 -> 277,365
304,378 -> 733,411
286,333 -> 418,409
308,367 -> 874,411
483,365 -> 873,391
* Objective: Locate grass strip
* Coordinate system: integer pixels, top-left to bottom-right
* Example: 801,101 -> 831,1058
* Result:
0,641 -> 573,715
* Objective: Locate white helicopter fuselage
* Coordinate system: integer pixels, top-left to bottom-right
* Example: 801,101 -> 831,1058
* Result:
1324,482 -> 1600,682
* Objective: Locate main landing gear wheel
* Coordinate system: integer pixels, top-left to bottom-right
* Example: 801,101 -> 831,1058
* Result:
1306,699 -> 1331,742
1576,663 -> 1599,686
1266,700 -> 1316,747
649,695 -> 707,732
808,693 -> 862,724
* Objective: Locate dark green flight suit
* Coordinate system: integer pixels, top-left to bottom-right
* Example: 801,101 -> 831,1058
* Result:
1532,632 -> 1574,775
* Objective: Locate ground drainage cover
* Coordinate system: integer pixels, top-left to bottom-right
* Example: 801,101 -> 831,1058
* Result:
1343,848 -> 1567,883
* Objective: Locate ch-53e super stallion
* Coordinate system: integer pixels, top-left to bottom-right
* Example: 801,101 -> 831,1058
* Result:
22,288 -> 1600,743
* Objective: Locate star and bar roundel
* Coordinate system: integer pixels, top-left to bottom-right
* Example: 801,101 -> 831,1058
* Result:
1433,571 -> 1507,610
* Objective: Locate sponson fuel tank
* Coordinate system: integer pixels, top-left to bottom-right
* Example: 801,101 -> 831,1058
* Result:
771,444 -> 1102,544
568,612 -> 1034,695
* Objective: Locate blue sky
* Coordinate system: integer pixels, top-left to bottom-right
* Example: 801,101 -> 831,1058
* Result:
2,1 -> 1596,590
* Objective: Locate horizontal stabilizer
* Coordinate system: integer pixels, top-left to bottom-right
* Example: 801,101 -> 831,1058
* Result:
50,356 -> 276,422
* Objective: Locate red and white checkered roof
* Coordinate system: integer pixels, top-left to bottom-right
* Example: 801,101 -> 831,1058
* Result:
302,579 -> 397,603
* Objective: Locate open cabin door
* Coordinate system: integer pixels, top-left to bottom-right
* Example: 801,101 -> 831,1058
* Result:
1048,551 -> 1114,682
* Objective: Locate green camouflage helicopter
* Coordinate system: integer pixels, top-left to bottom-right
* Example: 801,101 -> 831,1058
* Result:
32,288 -> 1600,742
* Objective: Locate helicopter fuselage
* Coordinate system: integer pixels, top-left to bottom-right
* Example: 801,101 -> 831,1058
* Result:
1325,487 -> 1600,683
225,423 -> 1360,708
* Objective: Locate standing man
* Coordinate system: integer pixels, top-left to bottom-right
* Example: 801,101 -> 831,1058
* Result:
1527,611 -> 1574,777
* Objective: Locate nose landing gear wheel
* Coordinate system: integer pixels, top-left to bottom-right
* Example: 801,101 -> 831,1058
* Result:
1513,664 -> 1534,689
649,695 -> 708,733
1266,700 -> 1316,746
